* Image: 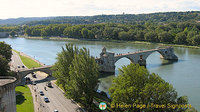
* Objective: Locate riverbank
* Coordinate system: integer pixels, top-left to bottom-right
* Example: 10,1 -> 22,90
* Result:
12,49 -> 43,68
20,36 -> 200,49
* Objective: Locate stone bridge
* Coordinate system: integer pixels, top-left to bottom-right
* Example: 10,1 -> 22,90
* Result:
96,47 -> 178,73
17,65 -> 52,82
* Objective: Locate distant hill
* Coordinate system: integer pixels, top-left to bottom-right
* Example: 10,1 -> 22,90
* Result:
0,11 -> 200,26
0,17 -> 55,25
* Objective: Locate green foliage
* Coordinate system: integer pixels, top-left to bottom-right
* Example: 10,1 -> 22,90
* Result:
81,28 -> 89,38
24,11 -> 200,25
144,31 -> 158,42
0,41 -> 12,61
52,44 -> 99,111
158,31 -> 174,43
174,32 -> 187,44
0,55 -> 9,76
0,42 -> 12,76
52,44 -> 78,91
109,63 -> 188,112
68,48 -> 99,110
19,54 -> 41,69
3,12 -> 200,46
118,31 -> 129,40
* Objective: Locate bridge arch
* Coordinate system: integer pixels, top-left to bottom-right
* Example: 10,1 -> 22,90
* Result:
114,56 -> 135,64
141,50 -> 165,60
18,66 -> 52,79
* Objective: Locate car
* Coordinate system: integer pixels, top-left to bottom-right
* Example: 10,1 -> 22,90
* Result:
25,77 -> 31,82
46,81 -> 52,87
54,109 -> 59,112
32,81 -> 36,85
44,97 -> 49,102
22,65 -> 25,68
39,91 -> 44,96
32,74 -> 36,78
17,65 -> 20,68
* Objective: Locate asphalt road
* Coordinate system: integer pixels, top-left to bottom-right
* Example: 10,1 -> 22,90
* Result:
11,51 -> 83,112
10,51 -> 25,71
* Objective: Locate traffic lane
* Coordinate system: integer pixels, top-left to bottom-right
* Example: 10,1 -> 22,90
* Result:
10,51 -> 25,70
31,73 -> 81,112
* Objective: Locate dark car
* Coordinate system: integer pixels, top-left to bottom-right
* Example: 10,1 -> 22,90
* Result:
32,74 -> 36,78
46,81 -> 52,87
32,81 -> 36,85
39,91 -> 44,96
22,65 -> 25,68
44,97 -> 49,102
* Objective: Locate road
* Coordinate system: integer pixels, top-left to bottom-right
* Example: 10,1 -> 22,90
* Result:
11,51 -> 83,112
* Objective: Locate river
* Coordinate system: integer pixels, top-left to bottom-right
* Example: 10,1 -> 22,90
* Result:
1,37 -> 200,111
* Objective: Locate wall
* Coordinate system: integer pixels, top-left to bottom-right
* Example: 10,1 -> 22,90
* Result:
0,76 -> 17,112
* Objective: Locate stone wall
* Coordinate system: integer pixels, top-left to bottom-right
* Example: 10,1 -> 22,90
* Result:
0,76 -> 17,112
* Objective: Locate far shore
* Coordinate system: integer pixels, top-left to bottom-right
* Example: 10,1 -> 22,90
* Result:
19,36 -> 200,49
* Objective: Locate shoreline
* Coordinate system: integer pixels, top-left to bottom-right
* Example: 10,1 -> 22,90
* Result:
19,36 -> 200,49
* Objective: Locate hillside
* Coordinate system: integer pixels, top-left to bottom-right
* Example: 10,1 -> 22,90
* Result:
0,11 -> 200,26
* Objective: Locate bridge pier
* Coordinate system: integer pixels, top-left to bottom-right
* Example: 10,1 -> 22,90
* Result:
97,47 -> 115,73
137,59 -> 146,66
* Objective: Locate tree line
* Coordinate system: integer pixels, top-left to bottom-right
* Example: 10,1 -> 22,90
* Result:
26,11 -> 200,25
22,21 -> 200,46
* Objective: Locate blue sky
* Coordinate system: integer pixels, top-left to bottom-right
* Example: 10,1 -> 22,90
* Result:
0,0 -> 199,19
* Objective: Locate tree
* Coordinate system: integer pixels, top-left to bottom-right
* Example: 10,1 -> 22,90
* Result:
63,27 -> 73,37
144,31 -> 158,42
0,41 -> 12,61
81,28 -> 89,38
40,29 -> 48,37
52,44 -> 99,111
0,42 -> 12,76
191,35 -> 200,46
158,31 -> 174,43
51,44 -> 79,91
118,31 -> 129,40
109,63 -> 188,112
174,32 -> 187,44
186,31 -> 198,45
67,48 -> 99,111
0,55 -> 10,76
88,30 -> 95,39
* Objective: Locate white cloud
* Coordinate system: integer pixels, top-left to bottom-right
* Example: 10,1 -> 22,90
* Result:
0,0 -> 199,19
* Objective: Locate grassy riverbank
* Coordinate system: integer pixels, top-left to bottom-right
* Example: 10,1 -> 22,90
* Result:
21,36 -> 200,49
16,85 -> 34,112
12,49 -> 42,68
